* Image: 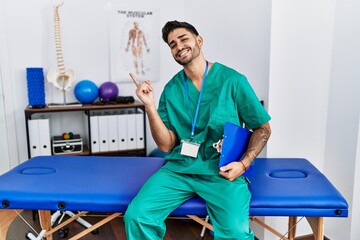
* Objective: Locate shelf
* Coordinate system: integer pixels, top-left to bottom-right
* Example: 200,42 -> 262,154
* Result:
53,146 -> 91,156
25,101 -> 145,114
25,101 -> 147,158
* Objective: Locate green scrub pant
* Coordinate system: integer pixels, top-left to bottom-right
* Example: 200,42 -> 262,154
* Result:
124,167 -> 254,240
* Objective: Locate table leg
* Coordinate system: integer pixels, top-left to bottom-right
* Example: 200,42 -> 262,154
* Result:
69,213 -> 121,240
288,216 -> 297,240
250,216 -> 289,240
187,215 -> 214,231
0,209 -> 23,240
306,217 -> 324,240
39,210 -> 53,240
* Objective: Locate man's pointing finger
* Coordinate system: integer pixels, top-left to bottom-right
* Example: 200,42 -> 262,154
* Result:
129,73 -> 140,86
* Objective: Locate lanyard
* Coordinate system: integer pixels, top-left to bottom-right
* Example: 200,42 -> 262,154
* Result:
183,61 -> 208,139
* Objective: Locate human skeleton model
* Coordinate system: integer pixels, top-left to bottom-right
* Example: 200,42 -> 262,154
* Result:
47,0 -> 75,97
125,22 -> 150,75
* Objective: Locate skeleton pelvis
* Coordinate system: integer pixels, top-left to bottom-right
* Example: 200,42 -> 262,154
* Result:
47,69 -> 75,91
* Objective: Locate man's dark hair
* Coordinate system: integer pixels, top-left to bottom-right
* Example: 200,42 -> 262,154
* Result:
162,20 -> 199,44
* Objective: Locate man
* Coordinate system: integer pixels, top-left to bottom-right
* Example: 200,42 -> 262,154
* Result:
125,20 -> 271,240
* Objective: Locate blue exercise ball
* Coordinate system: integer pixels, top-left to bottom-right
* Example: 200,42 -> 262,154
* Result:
74,80 -> 98,104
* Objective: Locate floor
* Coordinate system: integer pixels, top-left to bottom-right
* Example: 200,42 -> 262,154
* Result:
5,211 -> 323,240
6,210 -> 214,240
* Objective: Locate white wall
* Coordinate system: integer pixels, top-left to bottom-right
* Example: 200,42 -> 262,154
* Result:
268,0 -> 336,167
350,115 -> 360,239
267,1 -> 337,237
184,1 -> 272,107
0,68 -> 10,174
0,0 -> 18,173
0,0 -> 10,174
0,0 -> 271,164
268,0 -> 359,239
324,0 -> 360,239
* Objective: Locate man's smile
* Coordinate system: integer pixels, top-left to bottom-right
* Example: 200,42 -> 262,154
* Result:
177,48 -> 190,58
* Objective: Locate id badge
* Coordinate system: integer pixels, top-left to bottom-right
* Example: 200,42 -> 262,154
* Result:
180,140 -> 200,158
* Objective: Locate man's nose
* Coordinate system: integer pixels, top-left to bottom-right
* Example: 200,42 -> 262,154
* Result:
176,42 -> 185,52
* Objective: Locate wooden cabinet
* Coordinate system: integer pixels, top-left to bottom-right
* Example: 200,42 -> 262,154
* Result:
24,102 -> 146,158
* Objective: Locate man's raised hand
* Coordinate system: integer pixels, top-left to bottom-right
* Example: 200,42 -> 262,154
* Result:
129,73 -> 154,106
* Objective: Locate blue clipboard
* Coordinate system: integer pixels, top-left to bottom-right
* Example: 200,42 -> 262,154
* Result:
219,122 -> 252,168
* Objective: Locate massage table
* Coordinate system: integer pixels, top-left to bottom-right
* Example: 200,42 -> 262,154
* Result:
0,156 -> 348,240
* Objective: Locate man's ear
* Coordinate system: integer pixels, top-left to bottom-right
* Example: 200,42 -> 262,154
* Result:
196,35 -> 203,47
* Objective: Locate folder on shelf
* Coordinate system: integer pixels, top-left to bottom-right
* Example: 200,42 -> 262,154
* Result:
90,115 -> 100,153
28,119 -> 41,157
117,113 -> 128,150
38,118 -> 51,156
98,115 -> 110,152
108,114 -> 118,151
135,110 -> 145,149
126,110 -> 137,150
28,117 -> 51,157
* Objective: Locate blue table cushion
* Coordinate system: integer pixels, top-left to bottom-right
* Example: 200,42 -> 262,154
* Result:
0,156 -> 348,218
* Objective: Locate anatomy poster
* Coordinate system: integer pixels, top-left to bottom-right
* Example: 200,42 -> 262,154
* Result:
109,8 -> 160,82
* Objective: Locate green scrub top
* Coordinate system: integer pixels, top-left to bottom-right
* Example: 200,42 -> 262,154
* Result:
158,62 -> 271,175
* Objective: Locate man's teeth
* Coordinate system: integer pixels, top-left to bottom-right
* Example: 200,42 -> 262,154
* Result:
179,49 -> 189,57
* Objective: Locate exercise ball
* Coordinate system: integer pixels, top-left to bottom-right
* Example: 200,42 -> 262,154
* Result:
74,80 -> 98,104
99,81 -> 119,101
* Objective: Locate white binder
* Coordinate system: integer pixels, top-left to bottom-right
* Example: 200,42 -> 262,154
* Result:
28,119 -> 41,157
126,111 -> 137,150
38,118 -> 51,155
108,114 -> 118,151
90,115 -> 100,153
28,118 -> 51,157
117,113 -> 128,150
135,110 -> 144,149
98,115 -> 109,152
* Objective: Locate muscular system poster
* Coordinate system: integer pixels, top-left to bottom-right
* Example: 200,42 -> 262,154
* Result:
109,8 -> 159,82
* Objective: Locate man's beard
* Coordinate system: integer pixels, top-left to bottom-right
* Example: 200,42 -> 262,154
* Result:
174,44 -> 201,66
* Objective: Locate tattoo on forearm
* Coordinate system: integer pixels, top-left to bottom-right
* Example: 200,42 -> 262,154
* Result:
246,126 -> 271,160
